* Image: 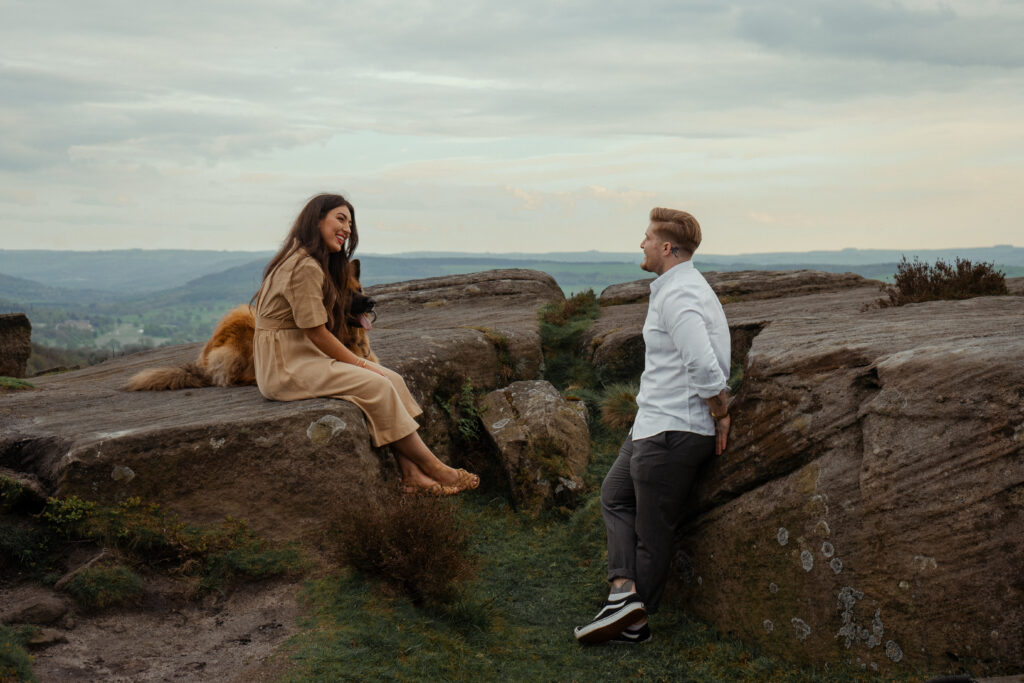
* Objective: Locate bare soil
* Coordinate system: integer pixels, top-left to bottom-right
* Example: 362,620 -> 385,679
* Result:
19,580 -> 302,682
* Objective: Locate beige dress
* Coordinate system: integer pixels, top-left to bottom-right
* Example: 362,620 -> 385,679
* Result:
253,248 -> 422,446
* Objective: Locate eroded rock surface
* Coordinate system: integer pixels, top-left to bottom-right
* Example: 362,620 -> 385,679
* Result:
0,269 -> 563,544
0,312 -> 31,378
480,380 -> 590,509
675,294 -> 1024,673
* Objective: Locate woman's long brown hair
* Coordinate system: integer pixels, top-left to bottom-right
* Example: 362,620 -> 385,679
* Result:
254,193 -> 359,336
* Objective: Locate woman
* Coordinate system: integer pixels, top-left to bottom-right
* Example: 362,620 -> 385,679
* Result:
253,193 -> 479,496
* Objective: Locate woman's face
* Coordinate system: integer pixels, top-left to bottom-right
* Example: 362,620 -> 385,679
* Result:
318,204 -> 352,253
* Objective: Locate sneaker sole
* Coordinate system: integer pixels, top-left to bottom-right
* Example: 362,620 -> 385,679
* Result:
574,604 -> 646,644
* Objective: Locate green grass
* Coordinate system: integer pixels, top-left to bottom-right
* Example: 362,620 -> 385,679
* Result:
282,463 -> 907,682
0,376 -> 33,390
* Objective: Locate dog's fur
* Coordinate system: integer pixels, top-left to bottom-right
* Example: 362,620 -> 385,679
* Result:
124,259 -> 377,391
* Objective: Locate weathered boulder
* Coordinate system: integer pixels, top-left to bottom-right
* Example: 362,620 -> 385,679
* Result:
0,586 -> 69,626
368,269 -> 564,460
674,294 -> 1024,673
480,380 -> 590,510
0,270 -> 562,544
0,312 -> 32,378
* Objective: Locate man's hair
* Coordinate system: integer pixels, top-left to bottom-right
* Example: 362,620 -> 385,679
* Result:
649,207 -> 701,256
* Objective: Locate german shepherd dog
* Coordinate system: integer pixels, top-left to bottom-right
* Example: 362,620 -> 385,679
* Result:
124,259 -> 377,391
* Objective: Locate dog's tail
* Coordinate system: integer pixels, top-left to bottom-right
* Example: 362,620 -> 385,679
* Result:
122,362 -> 213,391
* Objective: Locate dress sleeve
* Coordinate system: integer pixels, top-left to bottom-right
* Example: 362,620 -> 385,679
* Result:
285,256 -> 329,329
660,285 -> 728,399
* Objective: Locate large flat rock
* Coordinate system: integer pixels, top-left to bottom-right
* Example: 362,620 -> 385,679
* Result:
0,269 -> 563,543
676,294 -> 1024,673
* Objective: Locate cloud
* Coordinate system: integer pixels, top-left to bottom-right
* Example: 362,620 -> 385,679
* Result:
735,0 -> 1024,67
1,0 -> 1022,253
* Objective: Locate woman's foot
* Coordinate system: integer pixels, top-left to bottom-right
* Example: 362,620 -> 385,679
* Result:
435,468 -> 480,494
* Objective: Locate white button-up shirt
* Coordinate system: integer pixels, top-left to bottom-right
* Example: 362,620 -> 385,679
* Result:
632,260 -> 730,440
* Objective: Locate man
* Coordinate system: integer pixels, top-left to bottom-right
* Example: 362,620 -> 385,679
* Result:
574,207 -> 731,645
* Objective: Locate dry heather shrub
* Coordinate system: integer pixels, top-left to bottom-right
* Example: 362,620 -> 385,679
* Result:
327,487 -> 474,604
879,256 -> 1007,307
600,382 -> 639,431
539,290 -> 598,326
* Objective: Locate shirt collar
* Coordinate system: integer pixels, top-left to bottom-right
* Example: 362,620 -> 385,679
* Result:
649,260 -> 694,295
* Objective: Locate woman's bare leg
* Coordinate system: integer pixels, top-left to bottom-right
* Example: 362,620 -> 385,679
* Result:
390,431 -> 474,487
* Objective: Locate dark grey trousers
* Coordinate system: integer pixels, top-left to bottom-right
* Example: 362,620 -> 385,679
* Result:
600,430 -> 715,613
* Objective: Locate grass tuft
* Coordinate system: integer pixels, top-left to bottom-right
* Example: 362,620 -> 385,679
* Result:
599,381 -> 639,431
64,564 -> 145,611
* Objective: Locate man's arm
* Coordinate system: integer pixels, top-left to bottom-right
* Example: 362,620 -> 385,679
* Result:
661,288 -> 731,454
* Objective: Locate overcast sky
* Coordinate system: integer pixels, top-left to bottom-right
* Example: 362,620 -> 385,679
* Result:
1,0 -> 1021,255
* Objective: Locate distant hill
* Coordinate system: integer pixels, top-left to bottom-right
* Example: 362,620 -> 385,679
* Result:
0,249 -> 272,294
0,272 -> 116,306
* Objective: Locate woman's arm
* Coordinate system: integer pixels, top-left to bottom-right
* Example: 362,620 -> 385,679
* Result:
303,325 -> 387,377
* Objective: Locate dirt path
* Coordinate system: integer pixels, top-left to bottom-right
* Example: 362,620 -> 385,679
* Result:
28,581 -> 301,682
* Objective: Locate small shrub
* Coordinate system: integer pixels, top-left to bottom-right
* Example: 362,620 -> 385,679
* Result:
539,289 -> 599,327
878,256 -> 1008,307
0,624 -> 37,683
327,487 -> 475,605
437,378 -> 484,444
600,382 -> 639,431
64,565 -> 144,610
0,518 -> 51,573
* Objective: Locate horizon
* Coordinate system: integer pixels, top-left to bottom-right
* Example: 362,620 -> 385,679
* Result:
0,244 -> 1019,258
2,2 -> 1022,255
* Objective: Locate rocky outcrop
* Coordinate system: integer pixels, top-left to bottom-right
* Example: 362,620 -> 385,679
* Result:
675,293 -> 1024,674
597,269 -> 874,307
586,269 -> 1024,672
0,312 -> 31,378
0,270 -> 563,544
586,270 -> 880,383
480,380 -> 590,510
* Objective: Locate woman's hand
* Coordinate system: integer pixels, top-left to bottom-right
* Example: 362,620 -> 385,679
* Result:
303,325 -> 387,378
356,358 -> 388,378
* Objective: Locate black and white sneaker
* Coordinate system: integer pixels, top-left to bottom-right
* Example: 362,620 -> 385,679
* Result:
573,593 -> 646,644
609,622 -> 651,644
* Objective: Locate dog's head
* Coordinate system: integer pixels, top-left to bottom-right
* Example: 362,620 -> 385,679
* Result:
346,259 -> 377,329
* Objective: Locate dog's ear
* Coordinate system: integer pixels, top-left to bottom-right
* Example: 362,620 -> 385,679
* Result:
351,258 -> 361,281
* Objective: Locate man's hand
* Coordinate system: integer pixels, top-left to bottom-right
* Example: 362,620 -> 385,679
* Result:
714,414 -> 731,455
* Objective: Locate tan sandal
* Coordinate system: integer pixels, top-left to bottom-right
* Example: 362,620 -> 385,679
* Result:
439,468 -> 479,495
399,481 -> 445,497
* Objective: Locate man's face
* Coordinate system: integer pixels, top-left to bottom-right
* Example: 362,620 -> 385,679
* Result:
640,225 -> 666,274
